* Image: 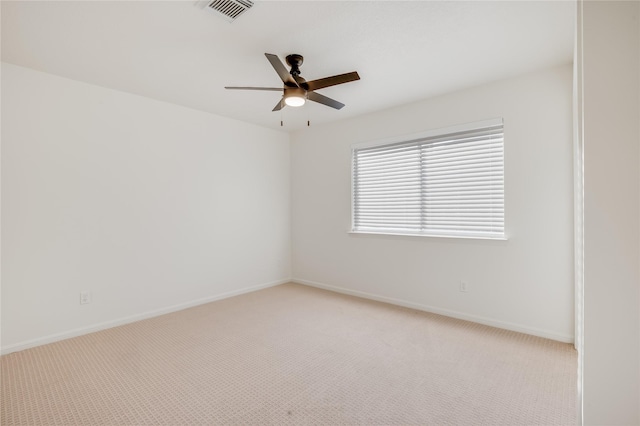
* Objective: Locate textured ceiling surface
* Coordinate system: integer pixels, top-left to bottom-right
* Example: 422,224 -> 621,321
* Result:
1,1 -> 575,131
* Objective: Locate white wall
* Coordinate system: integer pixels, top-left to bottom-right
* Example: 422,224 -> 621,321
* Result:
581,1 -> 640,424
291,65 -> 574,342
1,63 -> 291,353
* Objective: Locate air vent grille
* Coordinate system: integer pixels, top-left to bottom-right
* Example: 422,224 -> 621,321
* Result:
202,0 -> 253,22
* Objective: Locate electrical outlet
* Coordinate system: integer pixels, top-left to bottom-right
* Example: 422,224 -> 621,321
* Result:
459,281 -> 469,293
80,291 -> 92,305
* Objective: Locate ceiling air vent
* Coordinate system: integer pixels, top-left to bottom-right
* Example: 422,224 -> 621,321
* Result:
198,0 -> 254,22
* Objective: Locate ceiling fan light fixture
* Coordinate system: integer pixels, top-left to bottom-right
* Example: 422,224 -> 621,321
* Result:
284,87 -> 306,107
284,96 -> 305,107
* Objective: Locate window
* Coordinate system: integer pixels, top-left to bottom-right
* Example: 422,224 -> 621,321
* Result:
351,119 -> 504,239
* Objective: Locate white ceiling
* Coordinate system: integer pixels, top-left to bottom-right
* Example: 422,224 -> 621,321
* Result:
1,1 -> 575,132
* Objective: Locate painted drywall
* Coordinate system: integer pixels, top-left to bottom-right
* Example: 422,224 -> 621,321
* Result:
1,63 -> 291,353
291,65 -> 574,342
581,1 -> 640,424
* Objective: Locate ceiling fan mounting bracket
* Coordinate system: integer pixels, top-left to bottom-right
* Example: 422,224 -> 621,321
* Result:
286,54 -> 304,76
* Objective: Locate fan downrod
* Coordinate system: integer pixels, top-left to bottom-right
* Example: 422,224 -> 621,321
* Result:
286,54 -> 304,77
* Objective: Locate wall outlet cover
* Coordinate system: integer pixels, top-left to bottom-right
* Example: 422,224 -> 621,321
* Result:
80,291 -> 92,305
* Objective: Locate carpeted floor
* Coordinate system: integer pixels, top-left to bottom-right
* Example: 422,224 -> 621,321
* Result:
1,283 -> 577,425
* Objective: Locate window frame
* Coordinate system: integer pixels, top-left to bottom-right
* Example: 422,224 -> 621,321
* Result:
350,118 -> 506,240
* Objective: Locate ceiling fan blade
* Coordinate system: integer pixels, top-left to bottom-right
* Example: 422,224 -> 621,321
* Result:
272,98 -> 285,112
306,71 -> 360,92
225,86 -> 283,91
265,53 -> 298,87
307,91 -> 345,110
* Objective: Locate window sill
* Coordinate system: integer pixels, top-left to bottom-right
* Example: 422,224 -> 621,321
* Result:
348,230 -> 508,241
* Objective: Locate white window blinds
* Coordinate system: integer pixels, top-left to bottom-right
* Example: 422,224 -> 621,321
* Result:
352,120 -> 504,239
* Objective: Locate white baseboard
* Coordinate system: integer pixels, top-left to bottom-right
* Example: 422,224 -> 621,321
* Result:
1,278 -> 290,355
293,278 -> 574,344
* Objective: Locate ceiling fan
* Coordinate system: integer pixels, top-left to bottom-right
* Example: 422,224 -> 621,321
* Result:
225,53 -> 360,111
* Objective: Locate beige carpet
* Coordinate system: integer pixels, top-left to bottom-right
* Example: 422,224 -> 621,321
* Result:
1,283 -> 577,425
